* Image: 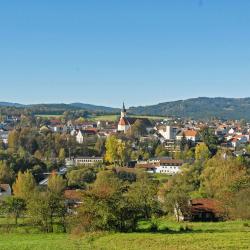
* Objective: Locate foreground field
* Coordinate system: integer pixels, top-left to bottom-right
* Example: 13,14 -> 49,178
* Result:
0,220 -> 249,250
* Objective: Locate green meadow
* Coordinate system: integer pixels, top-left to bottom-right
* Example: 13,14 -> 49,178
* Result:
91,114 -> 165,121
0,219 -> 249,250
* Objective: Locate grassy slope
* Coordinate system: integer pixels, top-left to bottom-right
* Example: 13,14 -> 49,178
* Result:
0,220 -> 249,250
91,114 -> 165,121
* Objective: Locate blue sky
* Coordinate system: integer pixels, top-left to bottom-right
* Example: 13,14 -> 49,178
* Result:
0,0 -> 249,107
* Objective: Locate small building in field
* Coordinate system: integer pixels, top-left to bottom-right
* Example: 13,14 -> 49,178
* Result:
0,184 -> 11,199
176,198 -> 225,222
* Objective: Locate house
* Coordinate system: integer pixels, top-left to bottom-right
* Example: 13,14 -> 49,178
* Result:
176,198 -> 224,222
189,198 -> 224,222
176,129 -> 199,143
0,184 -> 11,199
155,158 -> 184,175
136,157 -> 184,175
64,189 -> 83,210
76,129 -> 97,144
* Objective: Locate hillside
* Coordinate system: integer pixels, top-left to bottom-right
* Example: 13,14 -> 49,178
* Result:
2,97 -> 250,120
129,97 -> 250,120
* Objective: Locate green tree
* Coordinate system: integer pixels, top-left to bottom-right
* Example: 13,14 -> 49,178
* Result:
129,120 -> 147,138
47,173 -> 66,195
195,143 -> 211,162
0,161 -> 15,184
126,173 -> 159,219
12,171 -> 36,201
8,130 -> 19,152
66,167 -> 96,188
0,197 -> 26,225
58,148 -> 65,161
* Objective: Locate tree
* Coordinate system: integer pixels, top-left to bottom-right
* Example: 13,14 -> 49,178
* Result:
105,135 -> 119,165
74,171 -> 125,232
155,145 -> 169,157
160,173 -> 191,221
129,120 -> 147,138
200,127 -> 218,155
66,167 -> 96,188
8,130 -> 19,152
12,171 -> 36,201
0,197 -> 26,225
105,136 -> 130,166
195,143 -> 211,162
126,173 -> 159,219
200,153 -> 249,208
94,138 -> 105,156
47,173 -> 66,195
0,161 -> 15,184
58,148 -> 65,161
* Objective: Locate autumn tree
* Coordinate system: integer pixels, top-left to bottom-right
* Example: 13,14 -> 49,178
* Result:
195,143 -> 211,162
200,153 -> 249,199
47,173 -> 66,195
13,171 -> 36,201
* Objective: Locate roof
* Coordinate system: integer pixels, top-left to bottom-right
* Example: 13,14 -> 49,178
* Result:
136,163 -> 158,169
118,117 -> 130,126
0,184 -> 10,192
64,189 -> 82,201
159,159 -> 184,165
184,130 -> 198,137
191,198 -> 223,215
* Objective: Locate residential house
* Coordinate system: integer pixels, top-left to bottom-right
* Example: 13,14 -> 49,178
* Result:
176,129 -> 199,143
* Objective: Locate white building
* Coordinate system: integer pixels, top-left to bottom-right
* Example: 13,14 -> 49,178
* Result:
158,125 -> 180,140
136,158 -> 184,175
117,103 -> 131,133
66,157 -> 103,166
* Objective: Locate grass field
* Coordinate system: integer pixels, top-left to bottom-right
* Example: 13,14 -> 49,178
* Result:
91,114 -> 165,121
0,219 -> 249,249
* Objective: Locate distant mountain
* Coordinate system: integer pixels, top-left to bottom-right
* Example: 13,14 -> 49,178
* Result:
0,102 -> 25,108
0,102 -> 119,114
129,97 -> 250,120
69,103 -> 119,113
2,98 -> 250,120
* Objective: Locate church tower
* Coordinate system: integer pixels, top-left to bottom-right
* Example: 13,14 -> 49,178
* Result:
117,102 -> 130,132
121,102 -> 127,118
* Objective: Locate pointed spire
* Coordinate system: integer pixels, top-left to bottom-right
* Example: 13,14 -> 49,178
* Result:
122,102 -> 126,112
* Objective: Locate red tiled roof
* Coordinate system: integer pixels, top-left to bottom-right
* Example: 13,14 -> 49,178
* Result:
118,117 -> 130,126
191,198 -> 223,214
64,190 -> 82,201
184,130 -> 198,137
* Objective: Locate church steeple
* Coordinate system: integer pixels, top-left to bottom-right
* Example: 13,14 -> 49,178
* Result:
121,102 -> 127,118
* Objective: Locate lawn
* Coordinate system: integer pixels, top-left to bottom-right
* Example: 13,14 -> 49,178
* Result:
0,220 -> 249,249
91,114 -> 165,121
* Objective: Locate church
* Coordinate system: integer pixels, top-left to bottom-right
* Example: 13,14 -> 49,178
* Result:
117,103 -> 152,133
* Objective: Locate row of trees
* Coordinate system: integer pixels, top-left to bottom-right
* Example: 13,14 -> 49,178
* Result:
0,171 -> 67,232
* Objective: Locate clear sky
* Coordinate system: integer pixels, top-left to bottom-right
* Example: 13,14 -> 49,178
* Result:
0,0 -> 249,107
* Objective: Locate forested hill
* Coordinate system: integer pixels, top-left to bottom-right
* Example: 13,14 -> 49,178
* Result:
129,97 -> 250,120
2,97 -> 250,120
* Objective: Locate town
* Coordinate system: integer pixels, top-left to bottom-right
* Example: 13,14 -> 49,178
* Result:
0,102 -> 249,232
